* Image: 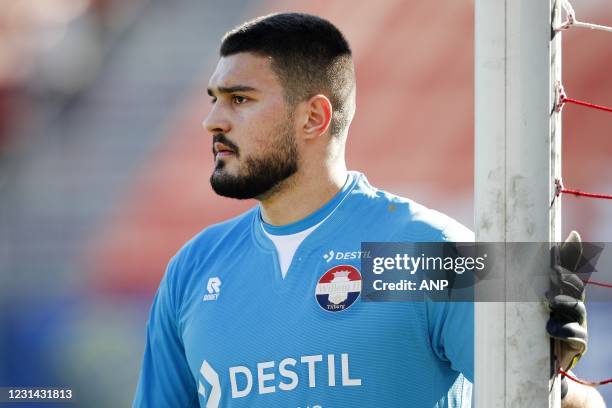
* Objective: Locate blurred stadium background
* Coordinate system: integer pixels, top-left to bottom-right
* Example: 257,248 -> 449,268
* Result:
0,0 -> 610,406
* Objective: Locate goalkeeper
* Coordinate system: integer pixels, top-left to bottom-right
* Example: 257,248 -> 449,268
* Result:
133,13 -> 602,407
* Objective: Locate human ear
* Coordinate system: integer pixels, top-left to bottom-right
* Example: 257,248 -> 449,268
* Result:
301,94 -> 332,140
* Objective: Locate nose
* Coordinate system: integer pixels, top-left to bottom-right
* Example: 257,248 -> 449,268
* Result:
202,104 -> 231,134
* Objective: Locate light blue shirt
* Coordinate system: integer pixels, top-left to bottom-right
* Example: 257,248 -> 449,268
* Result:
133,172 -> 474,407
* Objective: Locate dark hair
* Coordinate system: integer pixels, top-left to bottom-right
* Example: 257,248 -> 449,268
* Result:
220,13 -> 356,137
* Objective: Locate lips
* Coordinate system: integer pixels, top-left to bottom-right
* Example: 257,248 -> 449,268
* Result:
214,142 -> 236,158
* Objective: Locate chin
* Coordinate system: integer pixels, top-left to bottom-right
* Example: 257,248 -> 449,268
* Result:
214,159 -> 238,174
212,165 -> 243,184
216,167 -> 242,179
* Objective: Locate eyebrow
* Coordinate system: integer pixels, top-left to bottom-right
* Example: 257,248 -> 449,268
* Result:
207,85 -> 258,96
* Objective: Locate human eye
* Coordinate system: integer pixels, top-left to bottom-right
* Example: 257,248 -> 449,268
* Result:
232,95 -> 248,105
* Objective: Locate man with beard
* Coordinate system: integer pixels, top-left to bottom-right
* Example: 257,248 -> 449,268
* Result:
133,13 -> 602,408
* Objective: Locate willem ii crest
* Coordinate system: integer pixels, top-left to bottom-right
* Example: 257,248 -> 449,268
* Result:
315,265 -> 362,312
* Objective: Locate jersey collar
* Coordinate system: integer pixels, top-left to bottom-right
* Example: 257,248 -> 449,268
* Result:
259,172 -> 357,236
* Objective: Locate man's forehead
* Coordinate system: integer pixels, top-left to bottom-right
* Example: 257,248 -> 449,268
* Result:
207,53 -> 278,90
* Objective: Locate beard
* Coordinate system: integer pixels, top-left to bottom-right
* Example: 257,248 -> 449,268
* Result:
209,119 -> 299,200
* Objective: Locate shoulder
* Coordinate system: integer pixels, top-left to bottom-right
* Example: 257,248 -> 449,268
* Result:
163,207 -> 257,289
174,206 -> 257,266
349,172 -> 474,242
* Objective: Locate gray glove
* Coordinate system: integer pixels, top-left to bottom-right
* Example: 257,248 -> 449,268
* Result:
546,230 -> 589,372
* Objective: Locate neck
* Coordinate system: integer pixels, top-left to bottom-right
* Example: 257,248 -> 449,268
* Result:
259,162 -> 348,226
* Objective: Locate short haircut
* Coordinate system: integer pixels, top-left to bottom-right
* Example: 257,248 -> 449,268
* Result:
220,13 -> 356,137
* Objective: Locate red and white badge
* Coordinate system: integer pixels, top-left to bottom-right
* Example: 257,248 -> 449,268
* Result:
315,265 -> 362,312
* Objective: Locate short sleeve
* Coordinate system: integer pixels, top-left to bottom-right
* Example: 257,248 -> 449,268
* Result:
426,300 -> 474,383
132,258 -> 198,407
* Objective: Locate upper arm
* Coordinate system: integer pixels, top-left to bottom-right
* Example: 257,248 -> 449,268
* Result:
426,300 -> 475,382
133,258 -> 198,407
427,217 -> 475,382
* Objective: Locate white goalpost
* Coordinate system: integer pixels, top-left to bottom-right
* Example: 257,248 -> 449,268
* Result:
475,0 -> 563,406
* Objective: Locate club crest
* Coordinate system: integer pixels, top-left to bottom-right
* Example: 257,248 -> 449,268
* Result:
315,265 -> 362,312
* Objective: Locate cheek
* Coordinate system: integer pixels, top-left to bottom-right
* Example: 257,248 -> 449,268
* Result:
238,106 -> 290,151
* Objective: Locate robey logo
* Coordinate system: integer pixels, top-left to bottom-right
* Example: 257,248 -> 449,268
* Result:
197,353 -> 361,407
203,277 -> 221,301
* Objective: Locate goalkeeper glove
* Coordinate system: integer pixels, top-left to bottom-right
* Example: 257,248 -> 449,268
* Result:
546,230 -> 589,372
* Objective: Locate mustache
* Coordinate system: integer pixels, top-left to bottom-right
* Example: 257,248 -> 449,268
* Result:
212,134 -> 239,155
